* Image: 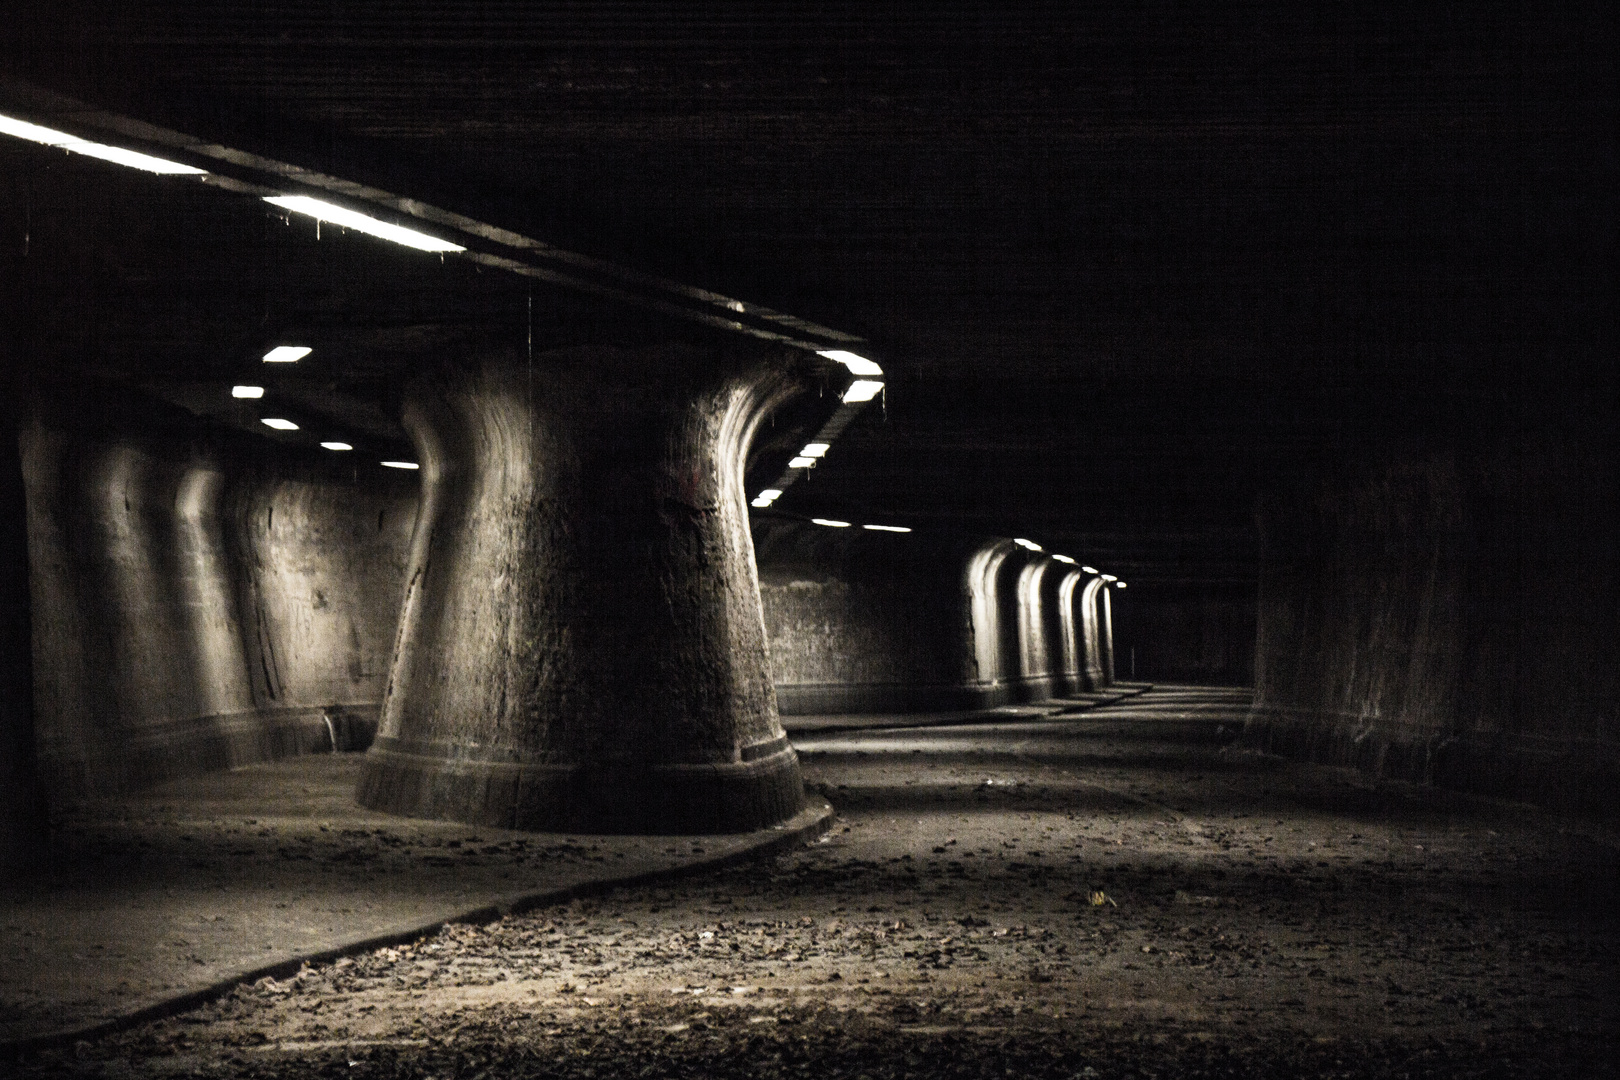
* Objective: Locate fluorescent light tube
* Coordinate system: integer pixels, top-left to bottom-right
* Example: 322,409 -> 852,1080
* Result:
260,418 -> 299,431
0,115 -> 207,175
320,442 -> 353,451
265,196 -> 466,252
862,524 -> 911,533
381,461 -> 420,470
1052,554 -> 1075,564
1014,538 -> 1042,551
811,518 -> 851,528
816,350 -> 884,376
231,385 -> 264,399
1101,574 -> 1118,582
1082,566 -> 1099,575
842,380 -> 884,403
263,346 -> 312,363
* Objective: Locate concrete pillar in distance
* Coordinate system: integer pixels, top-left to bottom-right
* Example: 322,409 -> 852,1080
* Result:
358,346 -> 810,833
1101,584 -> 1116,685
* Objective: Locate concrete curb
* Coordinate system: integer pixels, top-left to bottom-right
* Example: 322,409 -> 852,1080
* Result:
784,684 -> 1154,735
1,797 -> 836,1059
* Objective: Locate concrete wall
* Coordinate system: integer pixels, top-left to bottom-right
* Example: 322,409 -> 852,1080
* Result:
21,404 -> 417,799
1,407 -> 45,870
1112,582 -> 1256,686
757,523 -> 987,712
1246,437 -> 1620,817
757,524 -> 1109,713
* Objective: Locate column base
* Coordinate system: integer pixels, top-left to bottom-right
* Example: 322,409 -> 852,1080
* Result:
357,736 -> 806,834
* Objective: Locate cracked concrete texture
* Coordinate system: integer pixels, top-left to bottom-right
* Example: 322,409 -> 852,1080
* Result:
10,685 -> 1620,1077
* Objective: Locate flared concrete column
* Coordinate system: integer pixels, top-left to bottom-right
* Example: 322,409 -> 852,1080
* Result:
1,408 -> 45,871
1077,577 -> 1107,690
358,346 -> 810,833
1101,585 -> 1116,685
1055,569 -> 1085,696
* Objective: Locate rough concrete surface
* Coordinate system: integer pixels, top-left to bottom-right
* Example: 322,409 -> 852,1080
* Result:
361,348 -> 810,833
0,757 -> 833,1052
7,685 -> 1617,1077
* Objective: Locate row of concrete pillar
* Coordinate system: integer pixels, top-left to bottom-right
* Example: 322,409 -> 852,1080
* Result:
755,523 -> 1116,715
1,347 -> 1119,858
1,348 -> 823,854
14,403 -> 414,802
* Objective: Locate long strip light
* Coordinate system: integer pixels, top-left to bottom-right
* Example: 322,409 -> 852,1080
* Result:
231,385 -> 264,399
1052,554 -> 1075,564
1014,538 -> 1042,551
1081,566 -> 1099,575
381,461 -> 421,470
811,518 -> 851,528
841,379 -> 884,404
816,350 -> 883,377
264,195 -> 466,253
862,524 -> 911,533
0,114 -> 208,175
260,418 -> 299,431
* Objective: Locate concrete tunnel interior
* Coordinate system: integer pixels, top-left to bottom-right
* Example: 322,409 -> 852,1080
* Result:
0,6 -> 1616,1077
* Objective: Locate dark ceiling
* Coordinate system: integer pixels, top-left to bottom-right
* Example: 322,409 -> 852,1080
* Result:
2,3 -> 1612,584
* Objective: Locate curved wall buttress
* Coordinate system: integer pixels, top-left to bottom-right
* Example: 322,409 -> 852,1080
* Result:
1077,577 -> 1108,690
21,398 -> 417,799
761,532 -> 1068,714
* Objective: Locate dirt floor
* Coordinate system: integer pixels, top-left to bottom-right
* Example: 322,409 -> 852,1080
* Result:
10,686 -> 1619,1078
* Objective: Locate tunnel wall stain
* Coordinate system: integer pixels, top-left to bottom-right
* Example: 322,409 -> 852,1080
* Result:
1247,437 -> 1620,817
20,410 -> 417,799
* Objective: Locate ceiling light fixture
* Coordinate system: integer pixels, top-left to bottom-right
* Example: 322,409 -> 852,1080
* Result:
841,380 -> 884,404
789,456 -> 816,469
264,195 -> 466,253
751,488 -> 783,508
262,346 -> 312,363
1014,538 -> 1042,551
1114,582 -> 1127,589
1101,574 -> 1118,582
380,461 -> 420,470
816,350 -> 884,377
231,385 -> 265,399
1052,554 -> 1075,564
0,114 -> 208,175
1081,566 -> 1099,575
811,518 -> 851,528
260,418 -> 299,431
800,442 -> 830,458
320,441 -> 353,451
862,524 -> 912,533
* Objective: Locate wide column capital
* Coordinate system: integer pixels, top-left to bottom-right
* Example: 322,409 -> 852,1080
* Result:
358,345 -> 811,833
